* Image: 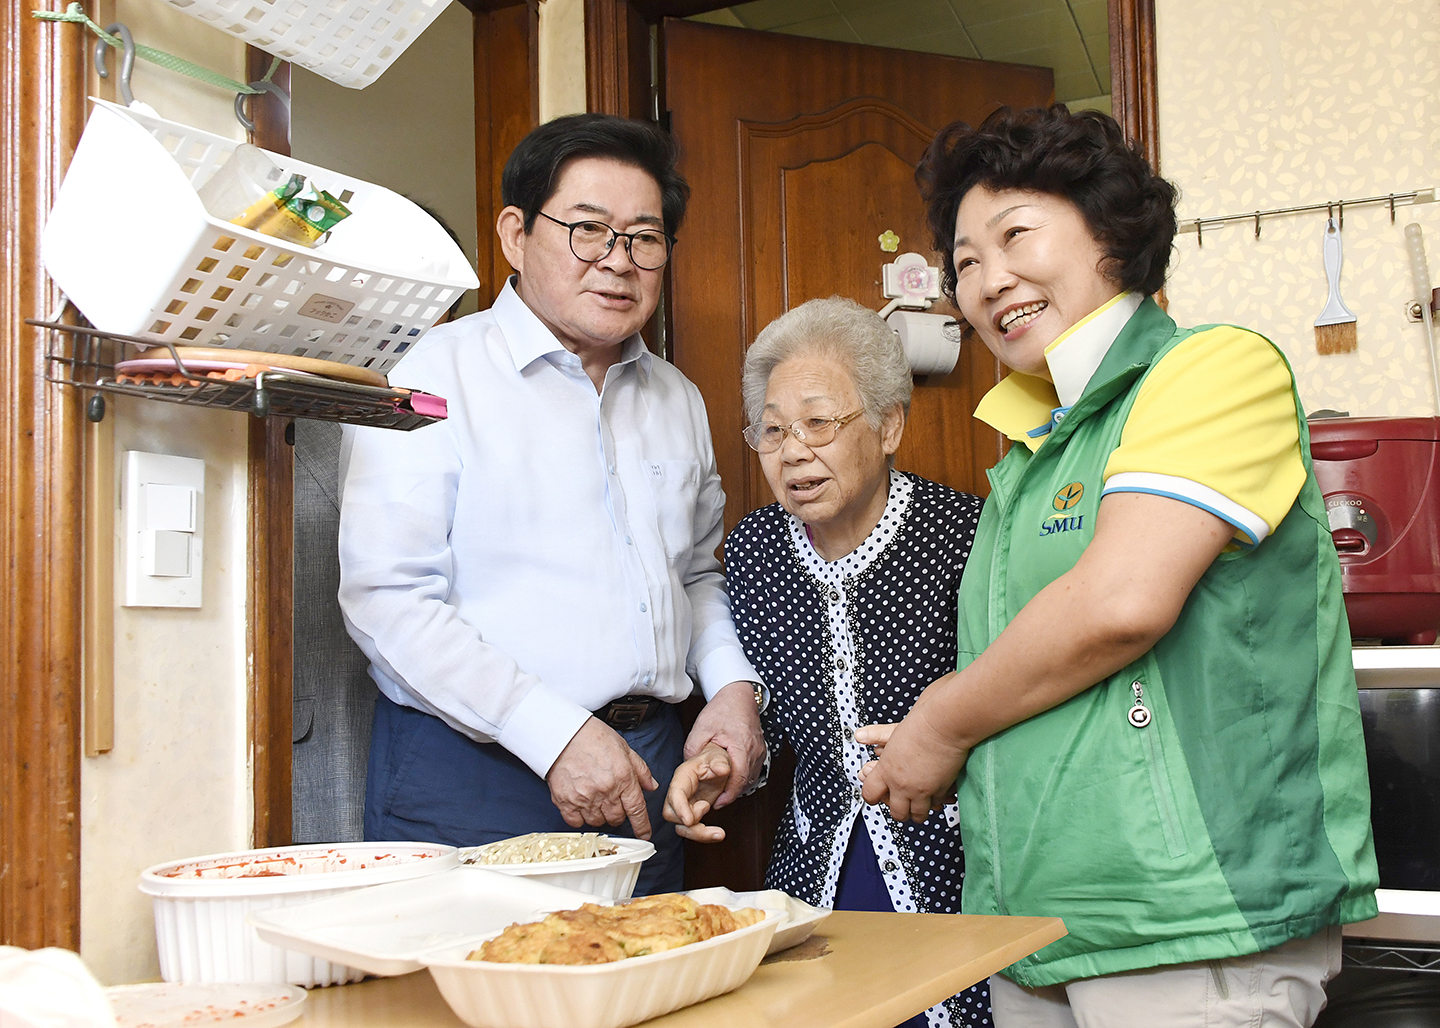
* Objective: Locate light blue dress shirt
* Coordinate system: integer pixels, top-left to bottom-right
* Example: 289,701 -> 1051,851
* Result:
337,280 -> 760,778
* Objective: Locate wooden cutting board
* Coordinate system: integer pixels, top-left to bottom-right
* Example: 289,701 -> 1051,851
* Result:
166,347 -> 389,387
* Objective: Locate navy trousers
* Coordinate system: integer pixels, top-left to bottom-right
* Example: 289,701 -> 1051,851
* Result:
364,692 -> 684,896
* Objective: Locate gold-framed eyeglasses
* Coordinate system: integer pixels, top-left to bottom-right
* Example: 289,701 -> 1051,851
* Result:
742,409 -> 865,454
535,210 -> 675,271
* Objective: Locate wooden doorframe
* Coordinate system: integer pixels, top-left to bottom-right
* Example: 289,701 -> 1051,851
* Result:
585,0 -> 1161,166
0,0 -> 87,949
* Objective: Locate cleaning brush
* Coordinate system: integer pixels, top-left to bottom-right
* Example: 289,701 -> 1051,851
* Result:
1315,216 -> 1357,354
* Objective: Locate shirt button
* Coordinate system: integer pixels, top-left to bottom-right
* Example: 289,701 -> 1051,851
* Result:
844,725 -> 854,741
835,657 -> 846,670
882,859 -> 898,873
852,786 -> 863,804
829,589 -> 840,602
609,464 -> 616,474
625,535 -> 632,545
639,603 -> 648,613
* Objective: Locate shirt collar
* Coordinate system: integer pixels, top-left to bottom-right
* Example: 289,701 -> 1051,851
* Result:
491,276 -> 653,377
1044,292 -> 1143,407
973,292 -> 1142,452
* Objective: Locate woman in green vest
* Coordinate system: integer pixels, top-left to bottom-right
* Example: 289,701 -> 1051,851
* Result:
859,104 -> 1378,1028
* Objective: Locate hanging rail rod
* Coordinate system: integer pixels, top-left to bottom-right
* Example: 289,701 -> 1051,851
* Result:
1186,188 -> 1436,246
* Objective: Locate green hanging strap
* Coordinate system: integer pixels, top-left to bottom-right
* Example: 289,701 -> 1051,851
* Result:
32,3 -> 281,95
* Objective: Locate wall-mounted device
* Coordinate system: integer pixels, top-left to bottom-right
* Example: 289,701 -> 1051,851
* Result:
878,252 -> 962,376
122,450 -> 205,608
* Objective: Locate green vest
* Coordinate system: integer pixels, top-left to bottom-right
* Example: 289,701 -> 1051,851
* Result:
956,298 -> 1379,987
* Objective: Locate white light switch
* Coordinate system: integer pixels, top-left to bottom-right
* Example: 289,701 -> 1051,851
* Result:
123,451 -> 205,608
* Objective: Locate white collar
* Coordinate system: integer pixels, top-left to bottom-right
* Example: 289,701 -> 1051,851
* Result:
1043,292 -> 1143,408
789,469 -> 913,579
492,276 -> 652,376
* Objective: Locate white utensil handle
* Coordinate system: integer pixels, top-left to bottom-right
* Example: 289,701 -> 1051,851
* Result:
1406,223 -> 1439,416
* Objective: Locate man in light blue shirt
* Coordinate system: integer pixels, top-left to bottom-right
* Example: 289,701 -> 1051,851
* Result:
337,114 -> 765,893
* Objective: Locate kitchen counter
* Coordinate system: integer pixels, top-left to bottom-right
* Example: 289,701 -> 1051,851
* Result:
296,909 -> 1066,1028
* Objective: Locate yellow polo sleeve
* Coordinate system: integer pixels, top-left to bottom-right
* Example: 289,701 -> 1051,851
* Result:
1100,326 -> 1306,546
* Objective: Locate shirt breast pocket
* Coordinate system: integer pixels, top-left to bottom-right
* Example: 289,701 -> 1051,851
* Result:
646,459 -> 700,563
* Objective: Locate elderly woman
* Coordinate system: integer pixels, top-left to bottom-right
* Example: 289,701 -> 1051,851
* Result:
859,105 -> 1378,1028
665,296 -> 990,1028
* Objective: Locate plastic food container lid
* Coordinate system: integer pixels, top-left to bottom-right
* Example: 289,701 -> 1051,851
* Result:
247,867 -> 607,977
139,843 -> 457,898
104,982 -> 306,1028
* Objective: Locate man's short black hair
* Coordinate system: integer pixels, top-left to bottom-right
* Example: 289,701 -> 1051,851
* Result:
501,113 -> 691,236
917,104 -> 1178,300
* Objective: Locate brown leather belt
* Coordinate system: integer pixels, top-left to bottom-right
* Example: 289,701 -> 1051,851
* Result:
594,695 -> 666,731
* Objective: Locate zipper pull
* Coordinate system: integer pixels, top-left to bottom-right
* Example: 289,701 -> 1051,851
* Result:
1128,681 -> 1153,728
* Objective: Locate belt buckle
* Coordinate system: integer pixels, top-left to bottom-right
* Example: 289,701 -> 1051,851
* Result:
605,699 -> 650,731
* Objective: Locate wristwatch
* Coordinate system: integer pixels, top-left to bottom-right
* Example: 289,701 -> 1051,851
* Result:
753,681 -> 769,714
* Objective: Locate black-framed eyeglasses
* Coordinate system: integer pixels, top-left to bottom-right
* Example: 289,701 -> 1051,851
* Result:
535,210 -> 675,271
742,409 -> 865,454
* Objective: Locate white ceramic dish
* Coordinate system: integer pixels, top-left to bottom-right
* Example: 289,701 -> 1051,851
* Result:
687,887 -> 832,955
104,982 -> 306,1028
455,836 -> 653,901
138,843 -> 457,986
425,907 -> 781,1028
248,867 -> 605,977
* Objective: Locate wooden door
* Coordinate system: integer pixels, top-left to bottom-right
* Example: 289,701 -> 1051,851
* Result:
663,18 -> 1053,890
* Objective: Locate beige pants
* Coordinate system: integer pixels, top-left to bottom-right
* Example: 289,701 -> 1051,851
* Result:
990,926 -> 1343,1028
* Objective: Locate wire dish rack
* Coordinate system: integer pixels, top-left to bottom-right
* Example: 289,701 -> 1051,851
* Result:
1344,940 -> 1440,975
34,318 -> 445,431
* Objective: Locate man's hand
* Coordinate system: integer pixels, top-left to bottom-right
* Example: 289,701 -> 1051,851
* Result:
662,743 -> 732,843
547,717 -> 658,839
859,703 -> 967,824
683,681 -> 766,809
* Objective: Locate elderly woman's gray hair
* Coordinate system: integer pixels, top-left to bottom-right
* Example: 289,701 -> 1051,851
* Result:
743,296 -> 913,429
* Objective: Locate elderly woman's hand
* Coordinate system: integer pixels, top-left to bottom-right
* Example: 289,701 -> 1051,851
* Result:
683,681 -> 767,808
662,743 -> 732,842
859,704 -> 968,823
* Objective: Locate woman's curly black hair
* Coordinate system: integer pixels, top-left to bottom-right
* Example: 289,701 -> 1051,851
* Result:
917,104 -> 1178,302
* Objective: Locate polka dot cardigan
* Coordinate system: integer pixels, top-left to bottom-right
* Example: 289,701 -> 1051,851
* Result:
725,471 -> 990,1028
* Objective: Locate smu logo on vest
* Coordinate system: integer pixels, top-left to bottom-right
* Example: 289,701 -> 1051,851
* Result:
1040,482 -> 1086,537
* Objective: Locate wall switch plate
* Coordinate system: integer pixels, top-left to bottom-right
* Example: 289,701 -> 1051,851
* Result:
123,451 -> 205,608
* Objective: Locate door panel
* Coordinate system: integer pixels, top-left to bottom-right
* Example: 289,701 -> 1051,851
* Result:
664,18 -> 1053,891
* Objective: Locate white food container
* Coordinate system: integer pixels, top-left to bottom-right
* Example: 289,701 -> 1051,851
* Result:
455,836 -> 653,901
248,868 -> 607,977
138,842 -> 457,986
687,887 -> 831,956
425,908 -> 780,1028
43,100 -> 478,376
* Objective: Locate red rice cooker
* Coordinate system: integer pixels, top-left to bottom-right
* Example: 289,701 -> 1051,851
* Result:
1309,416 -> 1440,643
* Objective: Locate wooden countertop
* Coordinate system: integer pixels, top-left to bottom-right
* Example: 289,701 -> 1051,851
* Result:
298,910 -> 1066,1028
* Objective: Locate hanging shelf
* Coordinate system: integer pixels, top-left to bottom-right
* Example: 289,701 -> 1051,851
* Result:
32,318 -> 445,431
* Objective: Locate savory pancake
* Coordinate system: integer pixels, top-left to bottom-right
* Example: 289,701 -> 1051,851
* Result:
471,894 -> 765,965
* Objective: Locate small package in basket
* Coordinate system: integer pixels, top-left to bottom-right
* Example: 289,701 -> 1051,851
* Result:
42,99 -> 477,378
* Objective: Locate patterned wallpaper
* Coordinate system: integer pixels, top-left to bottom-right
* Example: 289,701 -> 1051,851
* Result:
1156,0 -> 1440,416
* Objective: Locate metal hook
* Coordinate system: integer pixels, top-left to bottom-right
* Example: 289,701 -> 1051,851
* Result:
1196,220 -> 1204,248
1254,211 -> 1261,239
235,80 -> 292,133
1338,201 -> 1344,231
94,23 -> 136,107
1389,193 -> 1397,224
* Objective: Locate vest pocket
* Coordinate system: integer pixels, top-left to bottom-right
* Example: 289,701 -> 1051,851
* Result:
1135,688 -> 1188,859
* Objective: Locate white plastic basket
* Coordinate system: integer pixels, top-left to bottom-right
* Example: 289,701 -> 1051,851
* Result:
42,100 -> 478,376
162,0 -> 451,90
138,842 -> 458,986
